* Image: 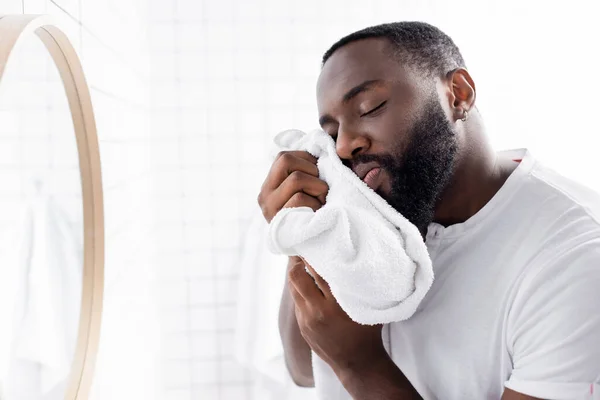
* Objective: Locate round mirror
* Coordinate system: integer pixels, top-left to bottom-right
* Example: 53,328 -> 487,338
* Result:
0,15 -> 104,400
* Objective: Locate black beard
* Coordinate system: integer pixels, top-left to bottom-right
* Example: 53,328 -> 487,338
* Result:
351,99 -> 458,232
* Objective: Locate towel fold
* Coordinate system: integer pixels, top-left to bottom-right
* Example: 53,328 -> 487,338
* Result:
267,128 -> 434,400
268,128 -> 434,325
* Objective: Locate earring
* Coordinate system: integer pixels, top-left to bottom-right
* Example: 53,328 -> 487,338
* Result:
461,110 -> 469,122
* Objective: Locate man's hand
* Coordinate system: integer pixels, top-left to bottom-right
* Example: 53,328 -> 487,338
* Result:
288,260 -> 386,375
257,151 -> 328,223
260,151 -> 420,398
289,260 -> 423,399
258,150 -> 328,386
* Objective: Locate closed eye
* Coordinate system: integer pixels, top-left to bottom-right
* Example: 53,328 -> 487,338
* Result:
361,101 -> 387,117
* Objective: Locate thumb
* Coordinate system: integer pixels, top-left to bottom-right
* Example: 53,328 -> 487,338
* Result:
304,263 -> 332,298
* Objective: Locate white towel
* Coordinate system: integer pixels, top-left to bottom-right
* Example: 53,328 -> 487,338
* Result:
0,177 -> 83,398
268,128 -> 433,324
267,129 -> 434,399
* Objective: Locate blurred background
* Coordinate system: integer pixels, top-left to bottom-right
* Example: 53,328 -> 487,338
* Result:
0,0 -> 599,399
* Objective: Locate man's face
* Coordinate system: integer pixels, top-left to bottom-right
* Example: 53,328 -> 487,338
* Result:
317,38 -> 458,231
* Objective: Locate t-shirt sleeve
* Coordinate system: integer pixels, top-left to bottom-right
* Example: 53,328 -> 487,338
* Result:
504,240 -> 600,400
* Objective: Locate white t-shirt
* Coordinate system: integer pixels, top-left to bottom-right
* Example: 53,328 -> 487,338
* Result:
387,149 -> 600,399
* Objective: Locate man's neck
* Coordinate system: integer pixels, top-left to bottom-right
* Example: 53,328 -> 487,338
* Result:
432,118 -> 518,229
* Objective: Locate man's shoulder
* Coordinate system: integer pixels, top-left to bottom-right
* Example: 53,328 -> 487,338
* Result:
514,159 -> 600,297
510,160 -> 600,287
528,160 -> 600,227
507,186 -> 600,332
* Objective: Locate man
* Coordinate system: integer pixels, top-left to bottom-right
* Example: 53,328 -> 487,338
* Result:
257,22 -> 600,399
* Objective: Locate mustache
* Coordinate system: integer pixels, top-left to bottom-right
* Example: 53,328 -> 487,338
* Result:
344,153 -> 399,172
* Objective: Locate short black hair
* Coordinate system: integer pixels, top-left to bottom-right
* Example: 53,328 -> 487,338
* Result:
322,22 -> 466,77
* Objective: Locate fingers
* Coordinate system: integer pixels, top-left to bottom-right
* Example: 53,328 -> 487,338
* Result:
290,255 -> 304,266
276,150 -> 318,164
264,151 -> 319,191
283,192 -> 322,212
276,171 -> 328,205
288,282 -> 304,306
288,260 -> 323,303
257,151 -> 328,223
287,256 -> 306,305
304,263 -> 332,298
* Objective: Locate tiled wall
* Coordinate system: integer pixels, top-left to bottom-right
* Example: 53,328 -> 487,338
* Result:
0,0 -> 159,399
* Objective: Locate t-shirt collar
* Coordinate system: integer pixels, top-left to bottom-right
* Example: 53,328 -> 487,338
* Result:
426,148 -> 534,240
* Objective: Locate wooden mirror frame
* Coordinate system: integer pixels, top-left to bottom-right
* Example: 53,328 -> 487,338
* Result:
0,14 -> 104,400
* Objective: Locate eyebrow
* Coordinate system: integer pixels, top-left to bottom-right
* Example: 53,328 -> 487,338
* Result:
319,79 -> 383,128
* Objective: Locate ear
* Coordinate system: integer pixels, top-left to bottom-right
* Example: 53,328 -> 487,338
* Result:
445,68 -> 476,122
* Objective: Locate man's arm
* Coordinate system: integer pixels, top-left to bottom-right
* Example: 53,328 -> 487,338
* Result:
336,349 -> 543,400
288,261 -> 422,398
336,347 -> 422,399
501,389 -> 542,400
287,262 -> 549,400
279,256 -> 314,387
255,148 -> 328,386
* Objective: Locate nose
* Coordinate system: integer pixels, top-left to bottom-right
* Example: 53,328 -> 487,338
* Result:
335,125 -> 370,160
